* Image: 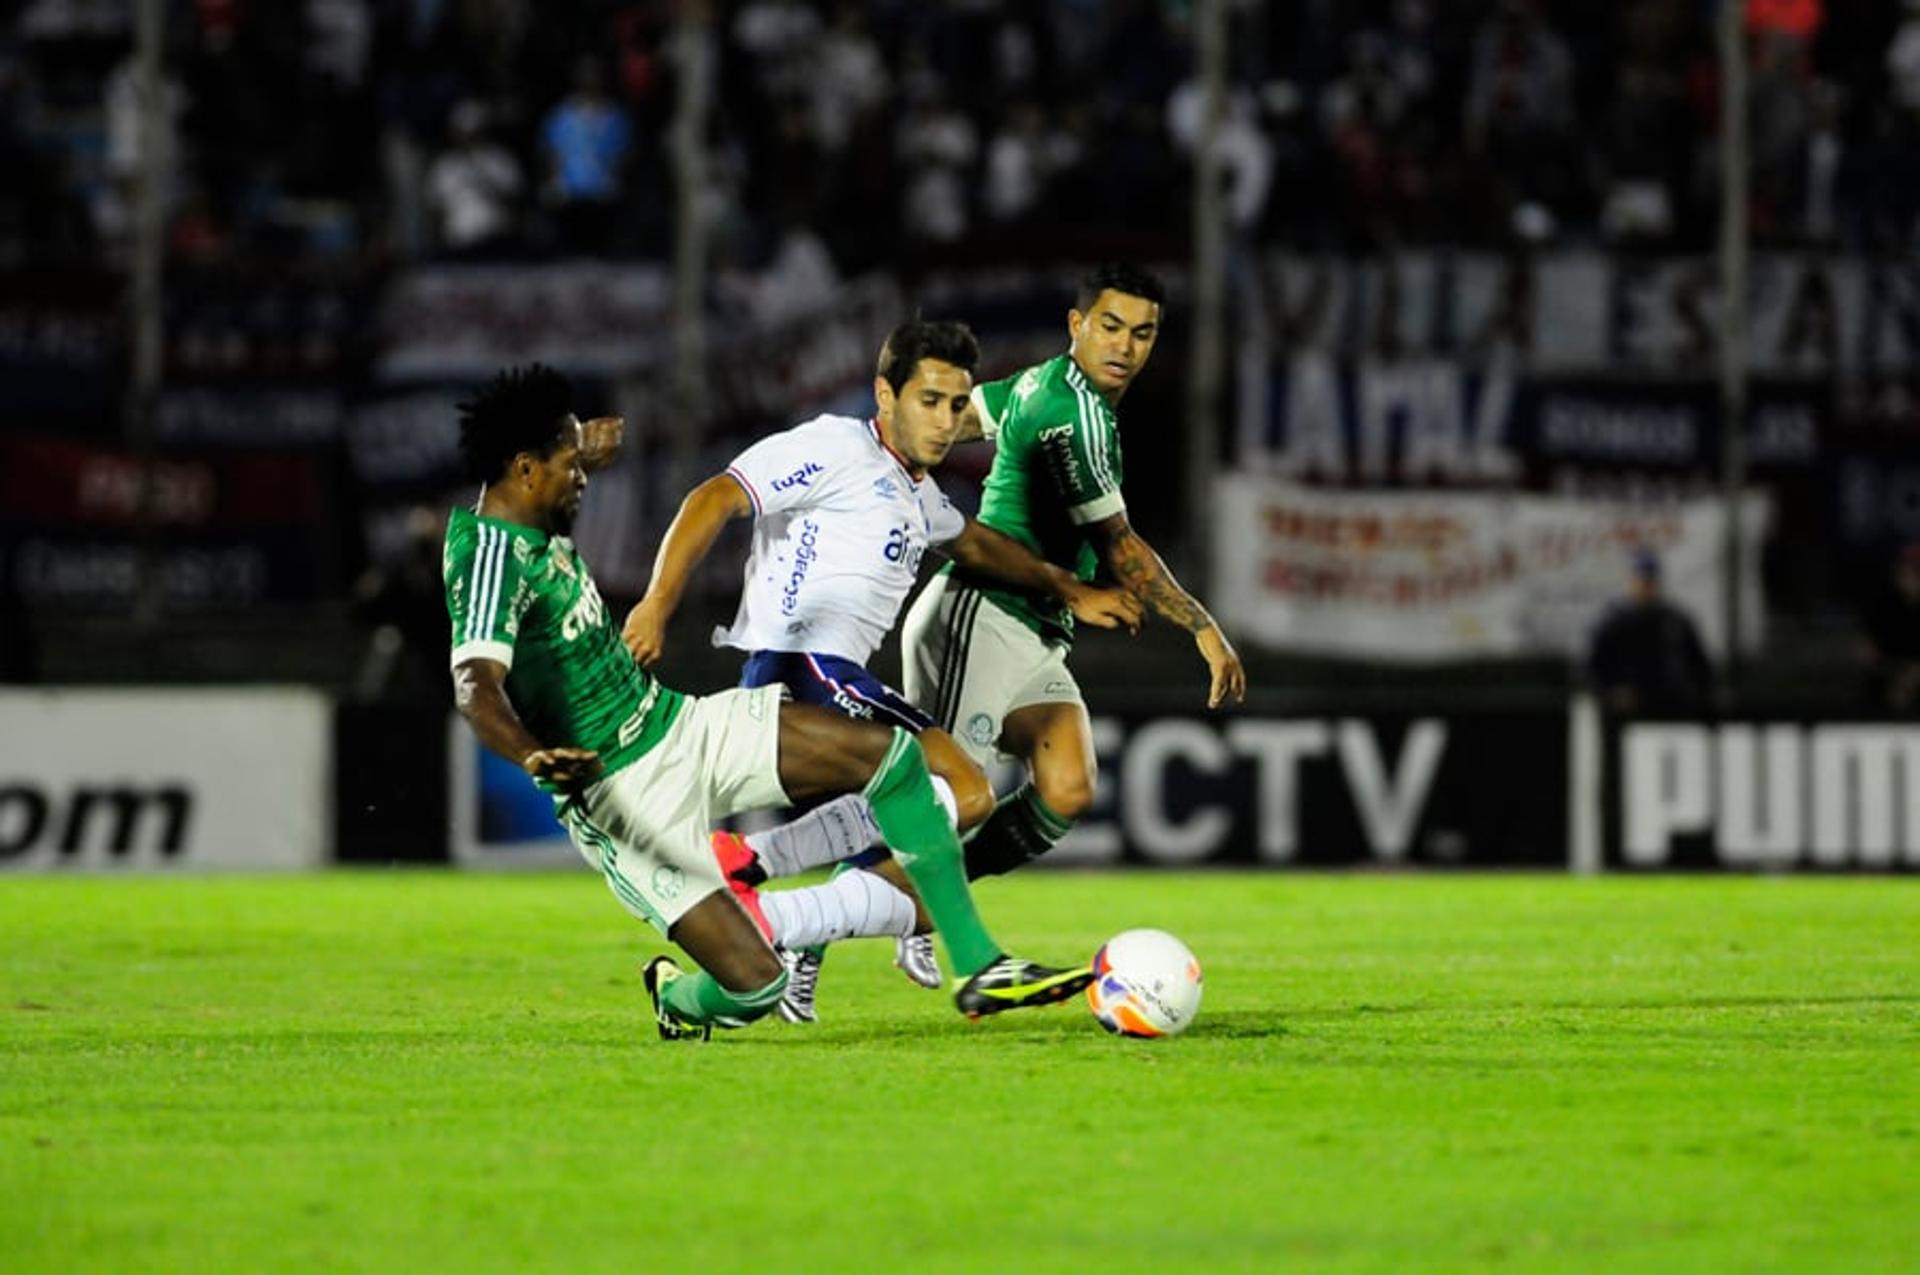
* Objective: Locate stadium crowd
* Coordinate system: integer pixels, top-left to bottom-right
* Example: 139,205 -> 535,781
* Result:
4,0 -> 1919,279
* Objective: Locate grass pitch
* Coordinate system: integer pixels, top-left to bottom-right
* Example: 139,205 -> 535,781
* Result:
4,872 -> 1916,1273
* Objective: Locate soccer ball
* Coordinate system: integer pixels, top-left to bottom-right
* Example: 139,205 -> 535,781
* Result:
1087,928 -> 1203,1038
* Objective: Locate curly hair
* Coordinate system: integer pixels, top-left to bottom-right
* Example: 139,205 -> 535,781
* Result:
1075,262 -> 1167,312
456,364 -> 576,484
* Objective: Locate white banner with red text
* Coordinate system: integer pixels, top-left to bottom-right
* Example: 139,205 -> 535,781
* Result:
1213,475 -> 1770,661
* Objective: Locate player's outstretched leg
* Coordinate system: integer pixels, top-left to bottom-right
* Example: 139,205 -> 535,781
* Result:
776,705 -> 1093,1017
644,889 -> 791,1038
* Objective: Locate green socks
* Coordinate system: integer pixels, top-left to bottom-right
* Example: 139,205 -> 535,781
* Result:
862,729 -> 1000,977
963,785 -> 1073,880
661,965 -> 788,1029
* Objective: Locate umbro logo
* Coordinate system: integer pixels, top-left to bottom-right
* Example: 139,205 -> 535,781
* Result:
873,477 -> 899,500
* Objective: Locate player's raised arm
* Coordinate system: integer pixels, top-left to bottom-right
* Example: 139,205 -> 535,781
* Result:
1086,511 -> 1246,707
452,658 -> 603,789
622,472 -> 753,666
942,520 -> 1142,632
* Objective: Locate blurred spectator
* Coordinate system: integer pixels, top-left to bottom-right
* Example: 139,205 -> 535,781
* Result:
425,99 -> 522,257
1315,30 -> 1422,246
983,101 -> 1050,230
1586,549 -> 1714,716
896,85 -> 977,253
806,3 -> 887,157
1858,543 -> 1920,714
1167,81 -> 1274,235
352,505 -> 450,706
96,53 -> 185,253
1464,0 -> 1580,243
1599,3 -> 1694,245
540,57 -> 632,254
721,218 -> 840,328
1891,1 -> 1920,112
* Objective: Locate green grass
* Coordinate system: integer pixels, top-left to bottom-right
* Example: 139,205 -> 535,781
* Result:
3,873 -> 1917,1273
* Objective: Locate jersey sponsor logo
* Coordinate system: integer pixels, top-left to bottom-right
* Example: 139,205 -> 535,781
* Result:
560,578 -> 608,642
512,539 -> 536,565
1042,431 -> 1083,493
772,461 -> 824,492
780,518 -> 821,615
882,522 -> 924,573
1037,424 -> 1074,442
833,689 -> 874,720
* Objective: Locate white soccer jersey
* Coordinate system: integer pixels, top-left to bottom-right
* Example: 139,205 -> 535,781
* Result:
715,413 -> 966,664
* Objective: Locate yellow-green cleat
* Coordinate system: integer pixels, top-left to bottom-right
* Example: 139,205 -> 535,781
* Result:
953,956 -> 1096,1020
642,956 -> 711,1041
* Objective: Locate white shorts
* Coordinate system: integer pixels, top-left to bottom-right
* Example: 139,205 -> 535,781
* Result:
902,573 -> 1084,770
561,684 -> 787,933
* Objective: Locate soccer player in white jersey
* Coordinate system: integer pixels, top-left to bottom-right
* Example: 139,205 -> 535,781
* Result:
621,320 -> 1140,1021
446,364 -> 1101,1039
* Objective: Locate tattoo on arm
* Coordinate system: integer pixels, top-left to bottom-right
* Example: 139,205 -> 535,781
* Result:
1103,524 -> 1215,633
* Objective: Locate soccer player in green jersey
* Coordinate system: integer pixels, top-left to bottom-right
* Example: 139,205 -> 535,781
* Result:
442,365 -> 1095,1039
902,262 -> 1247,876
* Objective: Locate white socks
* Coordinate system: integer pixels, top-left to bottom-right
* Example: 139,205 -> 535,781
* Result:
758,868 -> 918,949
745,777 -> 960,879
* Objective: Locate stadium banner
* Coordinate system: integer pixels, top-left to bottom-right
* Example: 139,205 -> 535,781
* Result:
1040,709 -> 1569,868
1212,475 -> 1770,662
0,689 -> 330,871
1233,353 -> 1828,488
0,269 -> 122,418
375,263 -> 671,380
1601,715 -> 1920,872
0,433 -> 337,611
447,706 -> 1568,870
1244,250 -> 1915,377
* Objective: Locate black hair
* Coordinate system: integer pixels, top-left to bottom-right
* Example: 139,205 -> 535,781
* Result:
877,319 -> 980,393
456,364 -> 576,484
1075,261 -> 1167,312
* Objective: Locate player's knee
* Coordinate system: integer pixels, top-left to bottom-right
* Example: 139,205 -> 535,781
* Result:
949,765 -> 995,831
1035,767 -> 1095,821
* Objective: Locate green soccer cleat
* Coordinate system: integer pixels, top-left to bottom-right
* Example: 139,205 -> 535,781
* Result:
953,956 -> 1096,1020
642,956 -> 711,1042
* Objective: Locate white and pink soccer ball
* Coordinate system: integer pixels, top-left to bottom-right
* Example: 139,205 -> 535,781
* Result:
1086,928 -> 1203,1038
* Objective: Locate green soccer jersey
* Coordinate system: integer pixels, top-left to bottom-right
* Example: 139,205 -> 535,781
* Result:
443,507 -> 682,777
949,352 -> 1126,643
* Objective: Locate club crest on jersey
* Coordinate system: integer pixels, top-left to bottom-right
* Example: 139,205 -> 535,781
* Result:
772,461 -> 824,492
966,713 -> 996,747
551,552 -> 575,579
651,864 -> 685,901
